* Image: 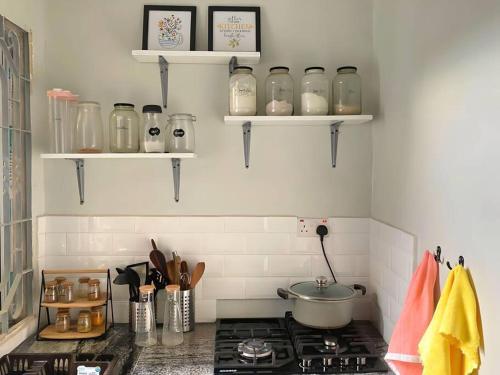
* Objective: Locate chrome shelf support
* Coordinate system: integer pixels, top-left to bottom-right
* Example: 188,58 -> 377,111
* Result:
69,159 -> 85,204
171,158 -> 181,202
242,121 -> 252,168
159,56 -> 169,109
330,121 -> 343,168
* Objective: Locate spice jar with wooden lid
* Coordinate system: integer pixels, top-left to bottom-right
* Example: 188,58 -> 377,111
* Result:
88,279 -> 101,301
55,277 -> 66,300
55,310 -> 71,333
77,310 -> 92,333
91,306 -> 104,327
78,277 -> 90,299
60,281 -> 75,303
44,281 -> 58,303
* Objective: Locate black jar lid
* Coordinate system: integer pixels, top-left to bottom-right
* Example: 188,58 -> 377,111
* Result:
337,66 -> 358,72
233,66 -> 253,72
270,66 -> 289,72
305,66 -> 325,73
114,103 -> 134,108
142,104 -> 162,113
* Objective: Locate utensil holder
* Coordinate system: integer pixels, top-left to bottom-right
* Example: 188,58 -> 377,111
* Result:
129,300 -> 157,333
180,289 -> 195,332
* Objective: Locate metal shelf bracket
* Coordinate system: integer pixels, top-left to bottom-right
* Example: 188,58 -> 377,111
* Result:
159,56 -> 169,109
242,121 -> 252,168
330,121 -> 343,168
171,158 -> 181,202
69,158 -> 85,204
229,56 -> 238,75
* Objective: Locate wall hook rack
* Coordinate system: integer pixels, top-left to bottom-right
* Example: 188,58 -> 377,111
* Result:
434,245 -> 444,263
446,255 -> 465,270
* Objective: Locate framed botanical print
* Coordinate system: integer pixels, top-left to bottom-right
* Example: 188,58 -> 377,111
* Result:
142,5 -> 196,51
208,6 -> 261,52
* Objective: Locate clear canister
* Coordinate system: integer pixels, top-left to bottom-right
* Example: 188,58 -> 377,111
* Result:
78,277 -> 90,299
135,285 -> 157,347
91,306 -> 104,327
229,66 -> 257,116
55,310 -> 71,333
55,277 -> 66,300
88,279 -> 101,301
59,281 -> 75,303
301,67 -> 330,115
44,281 -> 58,303
162,285 -> 183,347
75,101 -> 104,153
333,66 -> 362,115
166,114 -> 196,153
109,103 -> 140,152
265,66 -> 294,116
47,89 -> 79,153
77,310 -> 92,333
142,105 -> 165,153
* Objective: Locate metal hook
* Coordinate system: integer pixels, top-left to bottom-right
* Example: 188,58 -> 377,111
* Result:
434,246 -> 444,264
446,255 -> 465,270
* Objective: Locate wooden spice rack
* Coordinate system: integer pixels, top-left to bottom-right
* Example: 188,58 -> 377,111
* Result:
36,269 -> 114,340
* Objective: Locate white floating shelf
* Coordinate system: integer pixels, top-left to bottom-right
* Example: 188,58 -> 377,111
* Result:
224,115 -> 373,127
132,50 -> 260,65
40,153 -> 197,159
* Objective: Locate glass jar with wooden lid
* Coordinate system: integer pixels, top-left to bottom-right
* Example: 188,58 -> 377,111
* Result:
78,277 -> 90,299
91,306 -> 104,327
59,281 -> 75,303
44,281 -> 58,303
77,310 -> 92,333
55,310 -> 71,333
55,277 -> 66,299
88,279 -> 101,301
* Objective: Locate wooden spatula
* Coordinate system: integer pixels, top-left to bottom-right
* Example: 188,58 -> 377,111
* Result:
190,262 -> 205,289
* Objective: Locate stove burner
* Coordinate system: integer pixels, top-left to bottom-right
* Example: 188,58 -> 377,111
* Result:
237,338 -> 273,359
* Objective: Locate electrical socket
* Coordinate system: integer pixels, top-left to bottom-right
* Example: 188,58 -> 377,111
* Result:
297,218 -> 329,237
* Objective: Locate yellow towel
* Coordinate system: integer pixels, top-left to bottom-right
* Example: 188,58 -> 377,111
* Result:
418,265 -> 481,375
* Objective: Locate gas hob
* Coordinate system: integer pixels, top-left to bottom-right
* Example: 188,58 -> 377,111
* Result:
214,312 -> 389,374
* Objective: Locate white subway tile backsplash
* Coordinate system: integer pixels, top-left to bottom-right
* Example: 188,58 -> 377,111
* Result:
45,233 -> 66,256
113,234 -> 155,256
89,217 -> 135,233
331,233 -> 369,254
245,278 -> 289,299
202,234 -> 246,253
135,217 -> 180,233
292,237 -> 321,254
264,217 -> 296,233
224,217 -> 265,233
246,233 -> 290,253
203,278 -> 245,299
355,255 -> 370,277
178,217 -> 224,233
224,255 -> 268,277
42,216 -> 89,233
37,234 -> 46,257
390,246 -> 413,281
179,255 -> 224,277
157,234 -> 202,254
67,233 -> 88,255
268,255 -> 310,276
89,233 -> 113,255
329,218 -> 370,233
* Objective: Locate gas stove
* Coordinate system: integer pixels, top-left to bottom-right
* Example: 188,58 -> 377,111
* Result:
214,312 -> 389,374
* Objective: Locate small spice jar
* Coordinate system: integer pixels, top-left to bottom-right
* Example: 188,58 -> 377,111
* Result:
77,310 -> 92,333
78,277 -> 90,299
59,281 -> 75,303
91,306 -> 104,327
55,310 -> 71,333
88,279 -> 101,301
54,277 -> 66,300
229,66 -> 257,115
44,281 -> 58,303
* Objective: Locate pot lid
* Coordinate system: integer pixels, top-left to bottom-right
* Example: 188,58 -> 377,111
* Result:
288,276 -> 355,301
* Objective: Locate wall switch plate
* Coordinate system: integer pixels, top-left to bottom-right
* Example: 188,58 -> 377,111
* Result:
297,218 -> 329,237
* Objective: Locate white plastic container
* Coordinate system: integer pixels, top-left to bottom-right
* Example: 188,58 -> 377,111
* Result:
166,114 -> 196,153
142,105 -> 165,153
47,88 -> 78,153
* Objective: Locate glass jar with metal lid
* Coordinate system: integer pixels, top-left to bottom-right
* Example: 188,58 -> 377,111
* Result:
333,66 -> 362,115
142,105 -> 165,152
109,103 -> 140,152
265,66 -> 294,116
301,67 -> 330,115
229,66 -> 257,116
166,114 -> 196,153
75,101 -> 104,153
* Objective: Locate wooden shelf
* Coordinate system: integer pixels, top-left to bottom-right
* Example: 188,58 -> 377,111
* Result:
40,153 -> 197,159
132,50 -> 260,64
41,298 -> 107,309
39,323 -> 106,340
224,115 -> 373,127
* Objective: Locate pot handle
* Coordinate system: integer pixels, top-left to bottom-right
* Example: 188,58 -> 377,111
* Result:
277,288 -> 289,300
353,284 -> 367,295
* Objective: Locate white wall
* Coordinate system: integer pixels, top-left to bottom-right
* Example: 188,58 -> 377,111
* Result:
372,0 -> 500,372
42,0 -> 375,217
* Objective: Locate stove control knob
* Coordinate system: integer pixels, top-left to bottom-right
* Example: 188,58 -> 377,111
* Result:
341,357 -> 350,366
301,359 -> 312,368
322,358 -> 333,367
356,357 -> 366,365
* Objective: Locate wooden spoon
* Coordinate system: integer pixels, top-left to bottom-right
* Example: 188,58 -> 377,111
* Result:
150,249 -> 168,280
190,262 -> 205,289
166,260 -> 177,284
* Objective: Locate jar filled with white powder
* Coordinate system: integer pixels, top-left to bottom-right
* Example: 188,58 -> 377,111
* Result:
301,67 -> 330,115
265,66 -> 294,116
142,105 -> 165,153
229,66 -> 257,116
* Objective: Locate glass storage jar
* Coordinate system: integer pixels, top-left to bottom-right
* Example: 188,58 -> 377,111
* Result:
44,281 -> 58,303
301,67 -> 330,115
91,306 -> 104,326
77,310 -> 92,333
229,66 -> 257,116
78,277 -> 89,299
47,89 -> 79,153
162,285 -> 183,347
135,285 -> 157,347
265,66 -> 294,116
55,310 -> 71,333
333,66 -> 362,115
55,277 -> 66,300
75,101 -> 104,153
142,105 -> 165,152
166,114 -> 196,153
59,281 -> 75,303
88,279 -> 101,301
109,103 -> 140,152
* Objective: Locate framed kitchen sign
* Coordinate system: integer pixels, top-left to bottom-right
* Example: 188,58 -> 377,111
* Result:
208,6 -> 261,52
142,5 -> 196,51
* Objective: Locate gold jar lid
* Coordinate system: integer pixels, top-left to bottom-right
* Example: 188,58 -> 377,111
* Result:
62,281 -> 74,287
88,279 -> 100,286
79,277 -> 90,283
56,310 -> 70,317
46,281 -> 58,287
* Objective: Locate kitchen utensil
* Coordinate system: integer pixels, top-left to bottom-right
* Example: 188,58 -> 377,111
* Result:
151,238 -> 158,250
150,249 -> 168,280
166,260 -> 176,284
173,252 -> 181,285
189,262 -> 205,289
180,261 -> 188,275
180,273 -> 191,291
277,276 -> 366,329
149,268 -> 167,292
124,267 -> 141,301
126,261 -> 150,285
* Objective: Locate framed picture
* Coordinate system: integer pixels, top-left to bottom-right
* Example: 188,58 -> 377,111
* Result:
208,6 -> 261,52
142,5 -> 196,51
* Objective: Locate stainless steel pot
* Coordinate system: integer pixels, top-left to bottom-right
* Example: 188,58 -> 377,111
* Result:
277,276 -> 366,329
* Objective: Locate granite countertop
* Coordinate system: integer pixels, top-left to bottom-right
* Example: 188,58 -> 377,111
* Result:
14,324 -> 215,375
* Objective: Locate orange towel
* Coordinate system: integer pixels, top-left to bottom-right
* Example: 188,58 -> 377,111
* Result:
385,250 -> 438,375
